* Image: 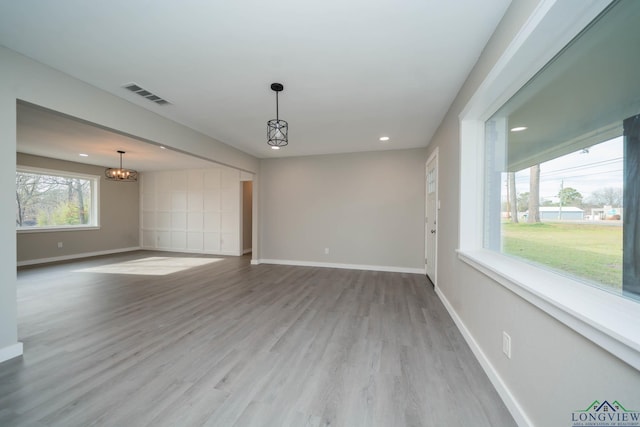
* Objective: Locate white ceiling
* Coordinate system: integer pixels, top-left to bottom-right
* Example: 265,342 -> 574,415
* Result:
17,102 -> 219,172
1,0 -> 511,170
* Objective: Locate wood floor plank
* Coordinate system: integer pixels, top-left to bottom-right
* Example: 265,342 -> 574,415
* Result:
0,251 -> 516,426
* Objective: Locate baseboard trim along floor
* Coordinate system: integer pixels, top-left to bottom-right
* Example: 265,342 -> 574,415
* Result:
0,342 -> 23,364
435,285 -> 532,427
257,258 -> 426,275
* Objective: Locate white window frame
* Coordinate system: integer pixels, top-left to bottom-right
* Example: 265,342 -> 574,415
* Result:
16,165 -> 100,233
458,0 -> 640,371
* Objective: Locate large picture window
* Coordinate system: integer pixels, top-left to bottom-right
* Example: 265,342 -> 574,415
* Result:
484,0 -> 640,301
16,167 -> 99,231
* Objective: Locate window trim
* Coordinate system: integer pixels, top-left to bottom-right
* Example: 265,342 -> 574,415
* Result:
16,165 -> 101,232
459,0 -> 640,371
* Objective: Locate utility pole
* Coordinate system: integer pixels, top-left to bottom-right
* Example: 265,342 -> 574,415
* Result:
505,175 -> 510,219
528,164 -> 540,223
558,179 -> 564,220
508,172 -> 518,223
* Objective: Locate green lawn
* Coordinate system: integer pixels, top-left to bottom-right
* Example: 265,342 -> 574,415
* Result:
502,221 -> 622,289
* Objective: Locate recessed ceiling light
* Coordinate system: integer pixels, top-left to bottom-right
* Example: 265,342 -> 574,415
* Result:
379,136 -> 390,142
510,126 -> 528,132
79,153 -> 89,157
159,146 -> 166,150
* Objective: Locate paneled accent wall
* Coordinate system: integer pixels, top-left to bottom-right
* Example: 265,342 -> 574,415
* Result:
140,167 -> 241,255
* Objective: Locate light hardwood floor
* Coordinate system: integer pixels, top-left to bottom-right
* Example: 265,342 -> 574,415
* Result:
1,251 -> 516,426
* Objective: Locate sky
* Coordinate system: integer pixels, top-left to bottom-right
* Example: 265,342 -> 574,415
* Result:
511,136 -> 623,203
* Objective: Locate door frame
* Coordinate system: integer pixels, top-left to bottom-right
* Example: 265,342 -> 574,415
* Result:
425,148 -> 439,285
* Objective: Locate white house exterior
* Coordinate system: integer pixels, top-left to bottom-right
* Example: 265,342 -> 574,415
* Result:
539,206 -> 584,220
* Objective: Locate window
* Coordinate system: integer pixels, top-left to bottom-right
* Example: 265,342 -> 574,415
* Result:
458,0 -> 640,371
16,167 -> 99,231
498,137 -> 623,289
484,0 -> 639,301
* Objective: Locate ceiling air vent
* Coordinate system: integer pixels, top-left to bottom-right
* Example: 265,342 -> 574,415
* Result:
123,83 -> 170,105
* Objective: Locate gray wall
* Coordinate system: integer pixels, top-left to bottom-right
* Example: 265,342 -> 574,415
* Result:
428,0 -> 640,425
17,153 -> 139,263
259,148 -> 426,271
0,91 -> 18,358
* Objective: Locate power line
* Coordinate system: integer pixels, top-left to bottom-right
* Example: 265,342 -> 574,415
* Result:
541,158 -> 622,177
513,168 -> 623,183
542,169 -> 623,182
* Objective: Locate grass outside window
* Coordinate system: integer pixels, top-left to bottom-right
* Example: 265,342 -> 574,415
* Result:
502,222 -> 622,290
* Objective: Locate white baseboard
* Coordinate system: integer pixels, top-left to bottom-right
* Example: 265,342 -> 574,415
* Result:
139,246 -> 243,257
17,247 -> 141,267
257,259 -> 425,274
435,286 -> 532,427
250,259 -> 260,265
0,342 -> 23,364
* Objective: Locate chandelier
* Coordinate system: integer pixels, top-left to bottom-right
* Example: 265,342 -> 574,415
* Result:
105,150 -> 138,182
267,83 -> 288,149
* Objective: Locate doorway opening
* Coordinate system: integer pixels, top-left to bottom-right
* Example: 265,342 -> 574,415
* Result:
242,180 -> 253,255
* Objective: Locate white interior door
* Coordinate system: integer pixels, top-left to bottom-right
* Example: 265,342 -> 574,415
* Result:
425,150 -> 438,284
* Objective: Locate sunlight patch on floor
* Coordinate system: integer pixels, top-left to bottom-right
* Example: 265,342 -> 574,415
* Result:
74,257 -> 223,275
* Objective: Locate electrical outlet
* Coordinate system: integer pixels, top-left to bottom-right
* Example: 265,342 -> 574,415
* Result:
57,242 -> 63,248
324,248 -> 329,254
502,331 -> 512,359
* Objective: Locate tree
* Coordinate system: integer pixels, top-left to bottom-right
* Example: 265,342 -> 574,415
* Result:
528,164 -> 540,223
587,187 -> 623,207
16,173 -> 41,226
508,172 -> 518,223
16,171 -> 92,227
517,192 -> 529,212
66,178 -> 88,224
558,187 -> 583,207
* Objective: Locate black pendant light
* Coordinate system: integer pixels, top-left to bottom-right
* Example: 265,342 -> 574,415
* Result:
267,83 -> 288,150
105,150 -> 138,182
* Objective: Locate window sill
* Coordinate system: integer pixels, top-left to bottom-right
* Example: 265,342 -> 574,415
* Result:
17,226 -> 100,234
457,249 -> 640,371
